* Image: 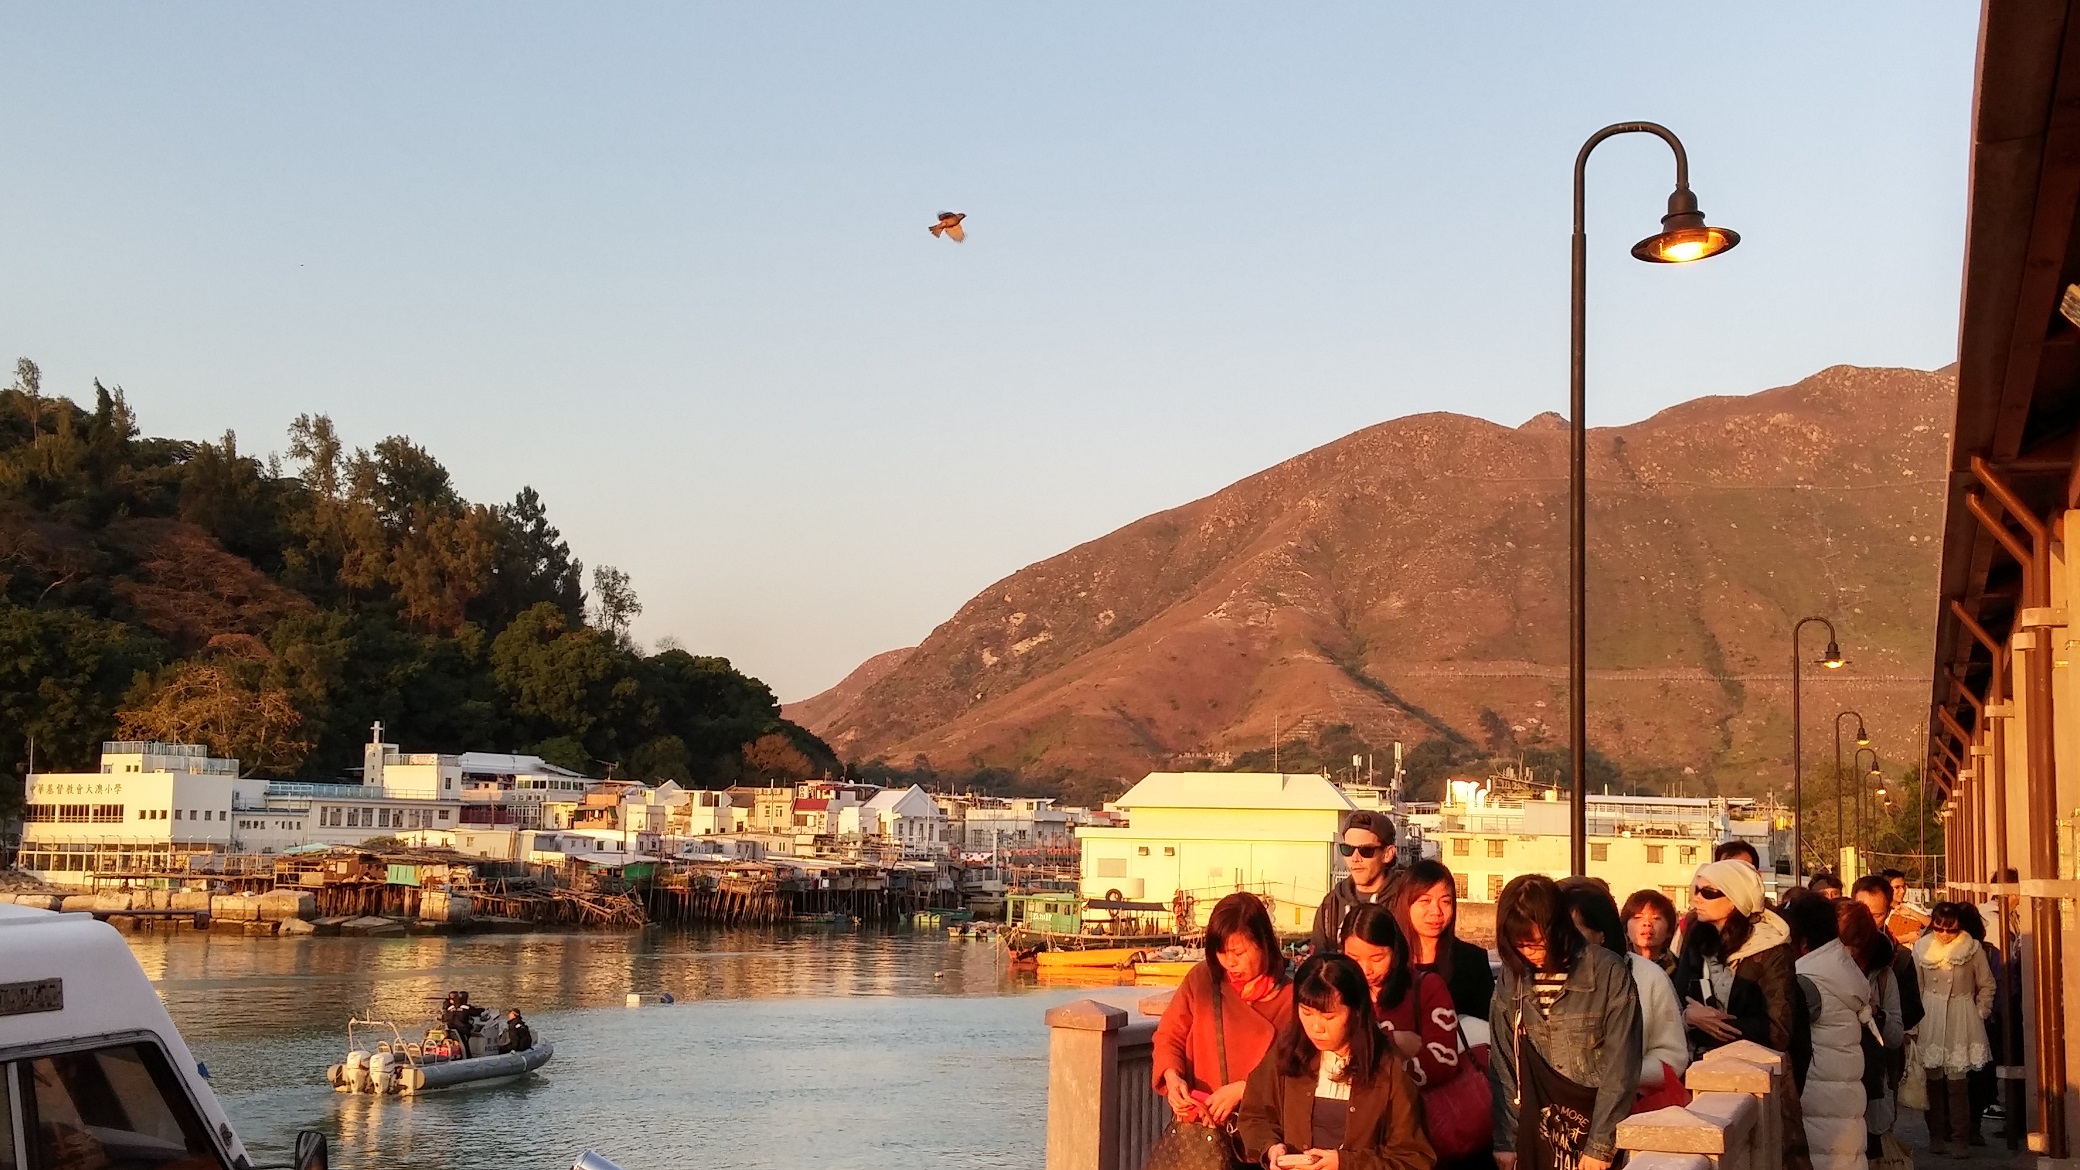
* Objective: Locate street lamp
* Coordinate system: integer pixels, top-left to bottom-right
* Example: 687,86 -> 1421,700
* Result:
1569,122 -> 1740,876
1833,711 -> 1868,871
1790,616 -> 1847,878
1855,746 -> 1880,872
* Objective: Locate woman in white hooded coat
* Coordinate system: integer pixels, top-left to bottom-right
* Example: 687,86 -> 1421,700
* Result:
1783,890 -> 1871,1170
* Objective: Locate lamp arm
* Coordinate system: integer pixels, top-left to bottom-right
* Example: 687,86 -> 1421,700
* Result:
1573,122 -> 1691,232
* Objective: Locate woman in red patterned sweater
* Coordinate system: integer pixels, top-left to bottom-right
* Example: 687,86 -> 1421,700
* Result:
1340,903 -> 1463,1091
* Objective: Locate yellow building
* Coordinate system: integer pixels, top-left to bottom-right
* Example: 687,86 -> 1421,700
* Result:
1076,772 -> 1356,935
1419,790 -> 1784,905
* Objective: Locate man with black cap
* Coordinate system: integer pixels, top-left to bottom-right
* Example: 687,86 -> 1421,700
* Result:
1308,809 -> 1401,955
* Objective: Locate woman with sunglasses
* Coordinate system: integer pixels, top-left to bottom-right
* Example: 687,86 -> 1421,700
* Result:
1487,874 -> 1640,1170
1154,892 -> 1295,1135
1671,859 -> 1811,1170
1912,901 -> 1995,1158
1394,860 -> 1495,1022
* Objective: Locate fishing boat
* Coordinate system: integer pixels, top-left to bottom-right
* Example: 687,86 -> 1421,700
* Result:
1002,891 -> 1184,963
326,1015 -> 552,1095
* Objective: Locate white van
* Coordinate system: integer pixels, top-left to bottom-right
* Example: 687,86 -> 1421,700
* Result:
0,902 -> 326,1170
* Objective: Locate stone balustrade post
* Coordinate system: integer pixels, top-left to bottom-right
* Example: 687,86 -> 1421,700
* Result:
1686,1040 -> 1787,1170
1047,1000 -> 1128,1170
1616,1041 -> 1785,1170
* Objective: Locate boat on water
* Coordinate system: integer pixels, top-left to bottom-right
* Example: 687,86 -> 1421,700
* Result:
1002,891 -> 1185,962
0,901 -> 618,1166
1128,944 -> 1206,981
327,1012 -> 553,1095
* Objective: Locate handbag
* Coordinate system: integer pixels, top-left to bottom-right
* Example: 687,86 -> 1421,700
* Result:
1145,974 -> 1241,1170
1411,977 -> 1494,1161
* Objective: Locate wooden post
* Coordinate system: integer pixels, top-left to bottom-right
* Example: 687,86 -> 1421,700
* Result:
1046,999 -> 1126,1170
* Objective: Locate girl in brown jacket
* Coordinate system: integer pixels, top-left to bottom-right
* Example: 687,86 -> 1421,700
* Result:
1238,953 -> 1436,1170
1155,893 -> 1296,1127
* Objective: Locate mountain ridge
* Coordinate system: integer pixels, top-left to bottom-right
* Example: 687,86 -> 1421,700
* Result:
795,364 -> 1953,796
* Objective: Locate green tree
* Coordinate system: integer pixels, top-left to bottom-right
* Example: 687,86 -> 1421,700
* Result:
0,604 -> 164,777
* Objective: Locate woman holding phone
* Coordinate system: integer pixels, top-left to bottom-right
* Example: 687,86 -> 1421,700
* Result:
1154,892 -> 1295,1130
1238,953 -> 1436,1170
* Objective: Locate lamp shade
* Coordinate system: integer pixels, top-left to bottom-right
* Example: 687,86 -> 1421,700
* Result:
1631,187 -> 1740,264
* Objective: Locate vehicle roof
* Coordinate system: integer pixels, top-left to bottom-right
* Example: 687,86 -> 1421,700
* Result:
0,906 -> 248,1163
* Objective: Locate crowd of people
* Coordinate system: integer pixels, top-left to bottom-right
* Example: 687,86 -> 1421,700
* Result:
1147,812 -> 2005,1170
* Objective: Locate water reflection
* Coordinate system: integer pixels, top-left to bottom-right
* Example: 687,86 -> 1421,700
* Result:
129,927 -> 1141,1170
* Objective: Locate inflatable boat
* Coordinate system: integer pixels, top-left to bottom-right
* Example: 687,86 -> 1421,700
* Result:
327,1016 -> 553,1095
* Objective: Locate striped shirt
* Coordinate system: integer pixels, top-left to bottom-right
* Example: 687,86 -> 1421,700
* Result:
1532,972 -> 1568,1018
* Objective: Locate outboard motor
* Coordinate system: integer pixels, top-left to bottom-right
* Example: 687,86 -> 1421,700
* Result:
343,1050 -> 370,1093
368,1050 -> 397,1094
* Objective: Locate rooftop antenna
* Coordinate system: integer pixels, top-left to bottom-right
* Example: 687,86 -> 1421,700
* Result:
1273,714 -> 1280,774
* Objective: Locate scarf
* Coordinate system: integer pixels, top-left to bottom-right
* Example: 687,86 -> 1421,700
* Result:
1917,930 -> 1980,970
1229,972 -> 1278,1003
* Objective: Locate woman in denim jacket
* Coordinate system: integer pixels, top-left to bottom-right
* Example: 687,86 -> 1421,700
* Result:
1486,875 -> 1642,1170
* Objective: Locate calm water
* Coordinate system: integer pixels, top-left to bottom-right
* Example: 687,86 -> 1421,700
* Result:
128,928 -> 1145,1170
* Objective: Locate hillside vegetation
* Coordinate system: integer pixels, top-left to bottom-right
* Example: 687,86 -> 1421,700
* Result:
0,359 -> 832,801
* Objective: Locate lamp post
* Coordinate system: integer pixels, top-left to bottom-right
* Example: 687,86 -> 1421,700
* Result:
1855,746 -> 1880,874
1790,616 -> 1847,879
1832,711 -> 1869,872
1569,122 -> 1740,876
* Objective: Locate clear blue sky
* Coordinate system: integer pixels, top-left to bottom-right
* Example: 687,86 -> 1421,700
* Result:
0,3 -> 1976,701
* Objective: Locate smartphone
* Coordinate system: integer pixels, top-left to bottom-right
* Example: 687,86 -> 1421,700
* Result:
1276,1155 -> 1319,1168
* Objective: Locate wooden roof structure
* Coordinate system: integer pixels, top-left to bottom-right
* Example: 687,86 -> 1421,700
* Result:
1928,0 -> 2080,782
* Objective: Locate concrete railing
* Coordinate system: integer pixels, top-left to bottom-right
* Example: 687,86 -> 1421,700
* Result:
1049,995 -> 1790,1170
1617,1040 -> 1789,1170
1045,1000 -> 1167,1170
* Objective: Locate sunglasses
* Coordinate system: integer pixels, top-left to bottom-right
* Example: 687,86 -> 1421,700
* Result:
1693,886 -> 1727,901
1338,843 -> 1384,859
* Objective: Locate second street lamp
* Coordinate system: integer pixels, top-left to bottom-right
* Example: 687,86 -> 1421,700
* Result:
1855,746 -> 1880,872
1569,122 -> 1740,876
1790,616 -> 1847,879
1833,710 -> 1869,873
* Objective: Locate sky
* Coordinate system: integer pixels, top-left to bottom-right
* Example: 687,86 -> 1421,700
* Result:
0,4 -> 1979,701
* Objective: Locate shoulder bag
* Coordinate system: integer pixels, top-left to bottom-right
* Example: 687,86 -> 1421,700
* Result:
1411,974 -> 1493,1160
1144,974 -> 1241,1170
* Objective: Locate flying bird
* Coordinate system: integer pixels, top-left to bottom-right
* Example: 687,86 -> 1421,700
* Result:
928,211 -> 966,242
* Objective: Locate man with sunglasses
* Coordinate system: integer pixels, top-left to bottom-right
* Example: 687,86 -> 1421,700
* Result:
1308,811 -> 1402,956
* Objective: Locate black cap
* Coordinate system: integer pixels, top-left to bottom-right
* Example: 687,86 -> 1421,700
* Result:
1342,810 -> 1394,846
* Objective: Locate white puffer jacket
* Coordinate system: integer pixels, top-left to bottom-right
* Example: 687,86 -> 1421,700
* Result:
1798,939 -> 1873,1170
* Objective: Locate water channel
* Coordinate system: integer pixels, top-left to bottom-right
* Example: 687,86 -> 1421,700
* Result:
130,927 -> 1145,1170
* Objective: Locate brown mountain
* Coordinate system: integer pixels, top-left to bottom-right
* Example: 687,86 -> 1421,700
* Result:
781,646 -> 914,731
799,365 -> 1953,795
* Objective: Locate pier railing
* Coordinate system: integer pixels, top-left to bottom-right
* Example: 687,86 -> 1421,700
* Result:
1044,997 -> 1789,1170
1044,1000 -> 1166,1170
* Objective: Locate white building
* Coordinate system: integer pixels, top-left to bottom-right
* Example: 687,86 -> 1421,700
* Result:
844,785 -> 948,855
17,743 -> 266,882
16,728 -> 612,884
1411,785 -> 1787,903
1076,772 -> 1357,935
953,796 -> 1077,853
